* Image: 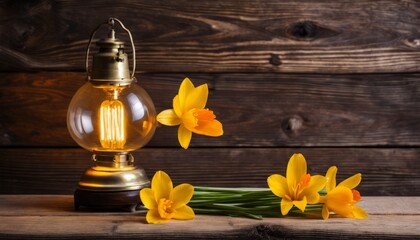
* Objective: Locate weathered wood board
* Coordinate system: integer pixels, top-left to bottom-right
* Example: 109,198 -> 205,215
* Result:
1,72 -> 419,147
0,148 -> 418,195
0,195 -> 418,239
0,0 -> 419,73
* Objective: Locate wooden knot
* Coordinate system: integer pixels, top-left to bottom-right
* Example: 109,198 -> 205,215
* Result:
403,38 -> 420,48
286,21 -> 338,41
269,54 -> 282,66
291,21 -> 317,38
282,115 -> 304,136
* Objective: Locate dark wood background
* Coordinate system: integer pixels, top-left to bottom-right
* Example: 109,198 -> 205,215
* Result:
0,0 -> 419,195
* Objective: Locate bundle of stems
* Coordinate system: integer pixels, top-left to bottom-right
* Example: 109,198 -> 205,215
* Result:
189,186 -> 323,220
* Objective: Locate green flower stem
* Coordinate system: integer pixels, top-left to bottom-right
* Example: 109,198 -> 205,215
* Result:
190,186 -> 323,220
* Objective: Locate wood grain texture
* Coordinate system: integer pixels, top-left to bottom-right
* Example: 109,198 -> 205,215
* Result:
1,0 -> 419,73
1,195 -> 418,216
1,0 -> 419,205
1,72 -> 419,147
0,195 -> 419,239
0,148 -> 419,195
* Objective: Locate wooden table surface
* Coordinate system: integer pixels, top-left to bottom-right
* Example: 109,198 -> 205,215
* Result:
0,195 -> 419,239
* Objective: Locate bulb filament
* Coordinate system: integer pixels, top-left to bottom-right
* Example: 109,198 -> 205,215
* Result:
99,99 -> 126,149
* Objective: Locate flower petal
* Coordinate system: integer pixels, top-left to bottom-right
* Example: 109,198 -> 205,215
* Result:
325,186 -> 354,218
338,173 -> 362,190
267,174 -> 288,198
352,205 -> 368,219
173,205 -> 195,220
146,209 -> 170,224
178,125 -> 192,149
286,153 -> 307,190
151,171 -> 173,201
157,109 -> 181,126
299,175 -> 326,203
173,95 -> 182,117
140,188 -> 157,210
305,192 -> 320,204
182,109 -> 199,131
170,183 -> 194,209
193,119 -> 223,136
326,186 -> 353,204
178,78 -> 195,111
184,83 -> 208,111
326,166 -> 337,193
309,175 -> 327,192
322,205 -> 330,220
280,198 -> 294,215
293,196 -> 307,212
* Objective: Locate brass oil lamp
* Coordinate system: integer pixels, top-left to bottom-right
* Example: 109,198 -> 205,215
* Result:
67,18 -> 156,211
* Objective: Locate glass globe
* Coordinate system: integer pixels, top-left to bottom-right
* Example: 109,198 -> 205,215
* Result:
67,82 -> 156,153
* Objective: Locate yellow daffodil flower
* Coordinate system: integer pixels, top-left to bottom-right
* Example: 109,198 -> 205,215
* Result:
267,153 -> 327,215
319,166 -> 368,220
157,77 -> 223,149
140,171 -> 195,224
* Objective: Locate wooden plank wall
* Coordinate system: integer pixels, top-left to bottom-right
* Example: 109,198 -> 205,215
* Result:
0,0 -> 419,195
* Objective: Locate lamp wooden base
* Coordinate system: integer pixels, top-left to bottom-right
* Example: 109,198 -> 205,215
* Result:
74,189 -> 142,212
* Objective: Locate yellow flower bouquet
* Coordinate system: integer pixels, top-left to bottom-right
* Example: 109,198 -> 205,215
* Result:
190,153 -> 367,221
141,78 -> 368,224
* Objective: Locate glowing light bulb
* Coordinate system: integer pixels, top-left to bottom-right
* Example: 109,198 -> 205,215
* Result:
99,99 -> 126,150
67,82 -> 156,153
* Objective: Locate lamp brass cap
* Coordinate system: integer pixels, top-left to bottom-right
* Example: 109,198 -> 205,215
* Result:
89,37 -> 133,86
86,18 -> 137,87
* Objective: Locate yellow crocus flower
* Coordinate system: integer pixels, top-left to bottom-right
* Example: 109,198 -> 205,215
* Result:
267,153 -> 327,215
140,171 -> 195,224
319,166 -> 368,220
157,78 -> 223,149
